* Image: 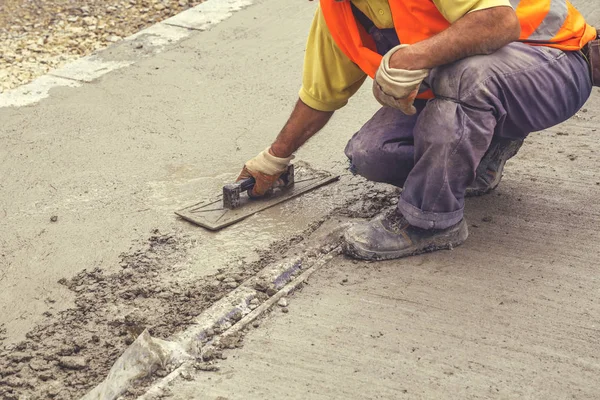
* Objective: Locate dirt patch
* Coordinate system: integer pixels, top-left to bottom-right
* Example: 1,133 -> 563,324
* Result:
337,186 -> 399,219
0,230 -> 195,399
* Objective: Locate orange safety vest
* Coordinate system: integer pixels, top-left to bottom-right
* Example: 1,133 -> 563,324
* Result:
321,0 -> 597,99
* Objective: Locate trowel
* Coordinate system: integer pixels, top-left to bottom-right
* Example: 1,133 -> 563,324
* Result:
175,164 -> 339,231
222,165 -> 296,209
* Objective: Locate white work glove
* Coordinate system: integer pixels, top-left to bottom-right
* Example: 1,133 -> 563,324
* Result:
237,147 -> 294,197
373,44 -> 430,115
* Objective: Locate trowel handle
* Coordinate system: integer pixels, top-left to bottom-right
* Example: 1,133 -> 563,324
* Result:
239,177 -> 256,192
223,165 -> 295,209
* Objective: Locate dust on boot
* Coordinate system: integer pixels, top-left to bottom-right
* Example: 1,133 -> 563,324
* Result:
342,208 -> 469,261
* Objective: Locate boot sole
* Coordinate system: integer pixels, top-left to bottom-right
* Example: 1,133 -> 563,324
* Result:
342,221 -> 469,261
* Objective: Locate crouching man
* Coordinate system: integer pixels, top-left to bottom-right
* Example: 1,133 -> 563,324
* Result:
238,0 -> 596,260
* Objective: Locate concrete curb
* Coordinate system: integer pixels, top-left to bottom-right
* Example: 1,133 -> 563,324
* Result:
0,0 -> 254,108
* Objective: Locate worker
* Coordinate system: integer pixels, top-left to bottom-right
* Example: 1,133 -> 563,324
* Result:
238,0 -> 597,260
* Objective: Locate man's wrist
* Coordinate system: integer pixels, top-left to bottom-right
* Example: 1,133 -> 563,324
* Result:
269,143 -> 295,158
246,147 -> 294,175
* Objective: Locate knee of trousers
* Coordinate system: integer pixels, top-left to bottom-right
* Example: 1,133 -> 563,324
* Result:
345,143 -> 385,182
412,99 -> 470,148
345,139 -> 411,186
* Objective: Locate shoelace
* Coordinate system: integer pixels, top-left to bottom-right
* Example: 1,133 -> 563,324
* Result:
382,209 -> 410,233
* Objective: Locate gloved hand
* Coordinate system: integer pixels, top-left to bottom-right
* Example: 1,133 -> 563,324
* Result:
373,44 -> 430,115
237,147 -> 294,197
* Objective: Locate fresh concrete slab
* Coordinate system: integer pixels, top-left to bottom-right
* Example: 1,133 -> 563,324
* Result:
1,0 -> 379,396
164,87 -> 600,400
0,0 -> 373,353
150,0 -> 600,399
0,0 -> 599,398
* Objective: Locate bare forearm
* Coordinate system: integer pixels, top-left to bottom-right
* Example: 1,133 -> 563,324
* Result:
270,99 -> 334,158
390,7 -> 521,70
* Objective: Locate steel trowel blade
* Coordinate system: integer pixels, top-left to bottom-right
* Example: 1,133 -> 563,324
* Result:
175,169 -> 339,231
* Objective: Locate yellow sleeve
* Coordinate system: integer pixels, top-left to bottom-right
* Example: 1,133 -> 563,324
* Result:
299,6 -> 368,112
432,0 -> 512,23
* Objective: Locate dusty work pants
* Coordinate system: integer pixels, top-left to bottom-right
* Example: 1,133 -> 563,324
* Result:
345,36 -> 592,229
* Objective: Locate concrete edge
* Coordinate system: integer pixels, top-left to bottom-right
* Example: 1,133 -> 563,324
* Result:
137,247 -> 341,400
82,233 -> 341,399
0,0 -> 255,109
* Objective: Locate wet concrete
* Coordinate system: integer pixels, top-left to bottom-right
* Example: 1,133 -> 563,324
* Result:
151,0 -> 600,398
1,0 -> 599,398
0,0 -> 369,345
166,96 -> 600,397
0,0 -> 383,397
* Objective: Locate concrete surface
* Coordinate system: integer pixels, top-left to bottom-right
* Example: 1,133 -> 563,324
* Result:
155,0 -> 600,399
0,0 -> 599,398
0,0 -> 381,353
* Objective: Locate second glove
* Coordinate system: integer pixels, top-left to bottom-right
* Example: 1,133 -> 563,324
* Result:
374,44 -> 430,115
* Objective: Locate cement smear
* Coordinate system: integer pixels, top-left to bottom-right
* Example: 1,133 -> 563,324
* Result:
0,182 -> 396,399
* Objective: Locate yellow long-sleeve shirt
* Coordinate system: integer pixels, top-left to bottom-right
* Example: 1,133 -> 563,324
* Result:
299,0 -> 511,111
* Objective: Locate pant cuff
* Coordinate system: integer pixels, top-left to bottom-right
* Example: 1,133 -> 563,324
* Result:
397,196 -> 464,230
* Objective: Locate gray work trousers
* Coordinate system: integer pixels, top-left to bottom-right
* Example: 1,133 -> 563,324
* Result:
345,42 -> 592,229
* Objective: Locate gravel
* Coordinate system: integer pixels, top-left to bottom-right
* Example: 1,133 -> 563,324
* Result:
0,0 -> 204,92
277,297 -> 288,307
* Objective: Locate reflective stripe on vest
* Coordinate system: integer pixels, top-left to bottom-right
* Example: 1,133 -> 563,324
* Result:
510,0 -> 568,42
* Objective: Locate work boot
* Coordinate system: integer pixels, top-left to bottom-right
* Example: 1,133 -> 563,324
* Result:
342,208 -> 469,261
466,137 -> 524,197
